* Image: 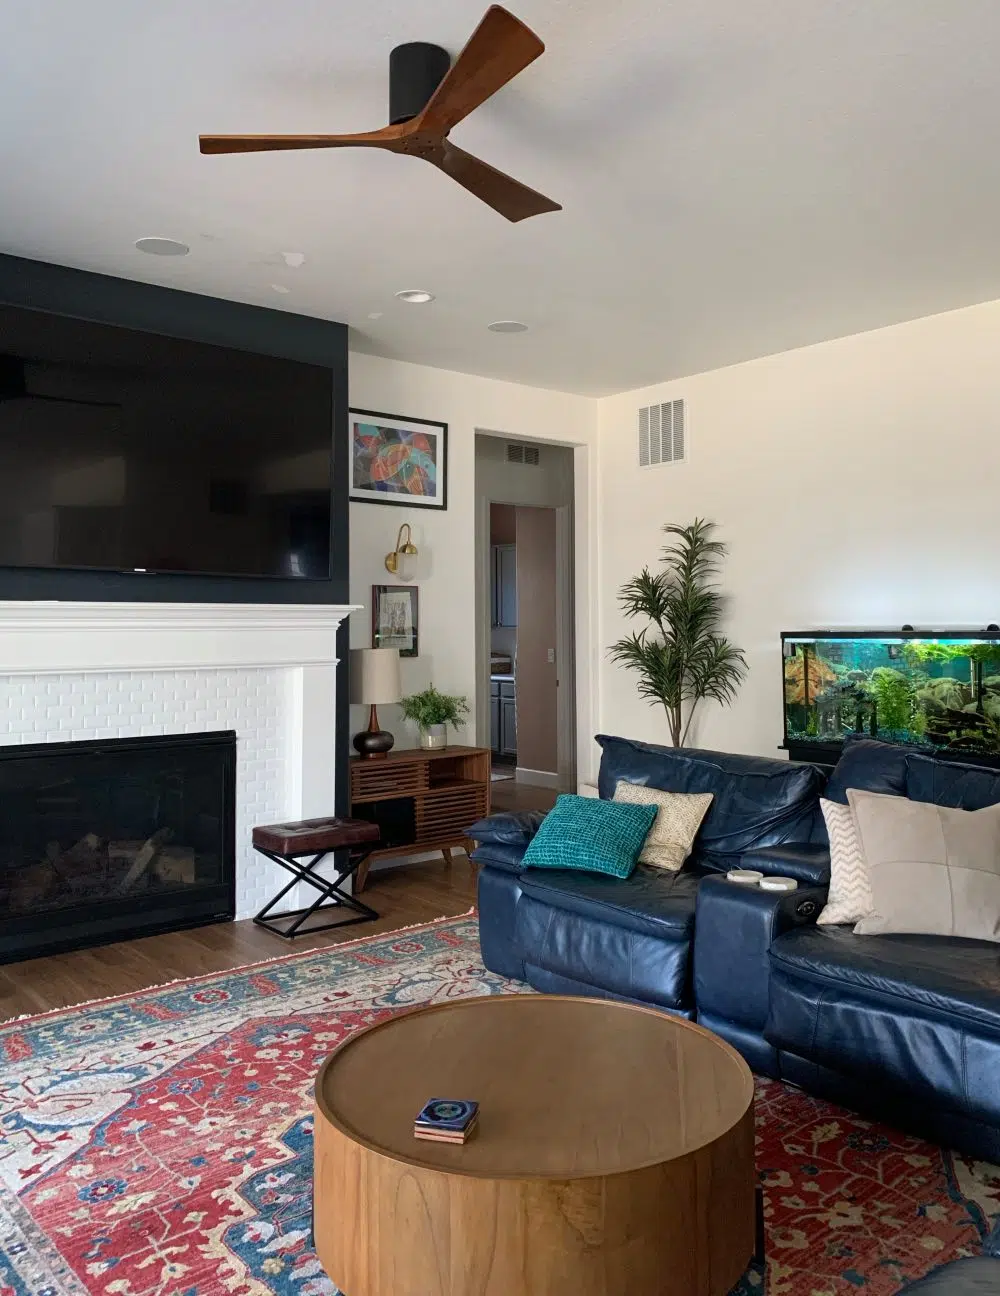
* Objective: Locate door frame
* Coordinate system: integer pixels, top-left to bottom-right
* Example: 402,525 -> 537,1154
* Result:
474,494 -> 577,793
554,503 -> 576,791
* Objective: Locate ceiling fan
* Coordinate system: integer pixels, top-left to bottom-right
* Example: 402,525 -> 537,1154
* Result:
199,5 -> 560,223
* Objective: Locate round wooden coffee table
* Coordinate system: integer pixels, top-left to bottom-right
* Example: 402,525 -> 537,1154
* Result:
313,995 -> 755,1296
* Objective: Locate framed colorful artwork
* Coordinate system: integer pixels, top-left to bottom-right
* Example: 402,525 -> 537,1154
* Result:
349,409 -> 448,510
372,584 -> 419,657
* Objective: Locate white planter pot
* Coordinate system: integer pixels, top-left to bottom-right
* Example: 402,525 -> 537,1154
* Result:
420,724 -> 448,750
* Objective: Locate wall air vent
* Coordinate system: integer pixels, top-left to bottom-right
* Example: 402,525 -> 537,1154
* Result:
505,442 -> 541,466
638,399 -> 686,466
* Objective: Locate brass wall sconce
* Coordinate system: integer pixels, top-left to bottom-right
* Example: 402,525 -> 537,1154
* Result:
385,523 -> 418,576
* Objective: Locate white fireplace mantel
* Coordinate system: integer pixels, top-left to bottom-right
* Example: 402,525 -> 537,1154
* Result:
0,600 -> 362,920
0,601 -> 360,675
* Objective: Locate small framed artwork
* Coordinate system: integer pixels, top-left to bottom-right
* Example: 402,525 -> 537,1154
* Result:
372,584 -> 419,658
349,409 -> 448,510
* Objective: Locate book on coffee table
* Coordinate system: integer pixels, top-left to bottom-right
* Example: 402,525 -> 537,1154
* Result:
414,1098 -> 479,1144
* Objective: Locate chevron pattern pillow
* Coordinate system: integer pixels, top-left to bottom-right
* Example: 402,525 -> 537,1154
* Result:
817,796 -> 875,926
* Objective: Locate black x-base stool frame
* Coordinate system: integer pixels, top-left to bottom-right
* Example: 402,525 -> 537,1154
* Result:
252,816 -> 380,938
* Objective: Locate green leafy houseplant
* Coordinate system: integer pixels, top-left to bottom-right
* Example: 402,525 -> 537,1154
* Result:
400,685 -> 470,734
609,519 -> 748,747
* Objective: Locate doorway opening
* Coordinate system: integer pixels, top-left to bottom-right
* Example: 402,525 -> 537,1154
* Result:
474,434 -> 577,809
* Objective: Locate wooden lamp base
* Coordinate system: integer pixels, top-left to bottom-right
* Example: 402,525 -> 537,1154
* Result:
353,704 -> 395,760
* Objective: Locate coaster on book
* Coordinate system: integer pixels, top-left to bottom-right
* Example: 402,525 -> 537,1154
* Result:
414,1098 -> 479,1143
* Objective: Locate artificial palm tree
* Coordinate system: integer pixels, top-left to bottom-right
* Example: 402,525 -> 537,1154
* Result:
609,519 -> 747,747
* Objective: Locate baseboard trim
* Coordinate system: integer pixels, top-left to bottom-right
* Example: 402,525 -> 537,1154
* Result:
515,767 -> 561,789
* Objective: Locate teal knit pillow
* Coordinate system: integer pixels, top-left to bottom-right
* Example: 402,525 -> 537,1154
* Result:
522,794 -> 658,879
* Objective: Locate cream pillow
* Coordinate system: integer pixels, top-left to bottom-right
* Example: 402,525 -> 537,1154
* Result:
817,796 -> 876,926
848,788 -> 1000,941
612,780 -> 713,872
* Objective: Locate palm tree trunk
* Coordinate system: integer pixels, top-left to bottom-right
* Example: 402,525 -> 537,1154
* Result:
666,703 -> 682,747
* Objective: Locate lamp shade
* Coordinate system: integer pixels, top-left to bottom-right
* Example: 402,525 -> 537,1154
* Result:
350,647 -> 402,706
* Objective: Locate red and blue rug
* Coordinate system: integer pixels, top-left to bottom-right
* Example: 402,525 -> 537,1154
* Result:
0,913 -> 996,1296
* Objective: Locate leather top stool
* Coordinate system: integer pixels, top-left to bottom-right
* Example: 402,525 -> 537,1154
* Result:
252,816 -> 380,938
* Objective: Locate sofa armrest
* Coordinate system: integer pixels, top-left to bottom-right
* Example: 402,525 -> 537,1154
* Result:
694,874 -> 827,1032
467,810 -> 545,847
740,843 -> 831,887
469,842 -> 529,875
985,1218 -> 1000,1259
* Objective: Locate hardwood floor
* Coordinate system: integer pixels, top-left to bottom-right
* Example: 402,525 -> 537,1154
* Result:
0,855 -> 479,1021
491,780 -> 558,813
0,783 -> 557,1022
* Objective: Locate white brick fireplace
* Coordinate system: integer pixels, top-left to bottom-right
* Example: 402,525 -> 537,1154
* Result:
0,602 -> 358,919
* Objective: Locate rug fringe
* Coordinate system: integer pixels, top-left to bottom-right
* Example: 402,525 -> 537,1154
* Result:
0,907 -> 478,1028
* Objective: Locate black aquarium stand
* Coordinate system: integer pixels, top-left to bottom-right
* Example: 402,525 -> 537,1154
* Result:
782,739 -> 1000,771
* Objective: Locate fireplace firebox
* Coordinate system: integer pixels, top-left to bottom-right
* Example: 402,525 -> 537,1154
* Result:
0,731 -> 236,963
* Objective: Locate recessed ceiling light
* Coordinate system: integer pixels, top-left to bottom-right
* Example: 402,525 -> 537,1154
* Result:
134,237 -> 190,257
270,283 -> 291,294
281,251 -> 306,268
368,311 -> 383,320
488,320 -> 528,333
395,289 -> 435,304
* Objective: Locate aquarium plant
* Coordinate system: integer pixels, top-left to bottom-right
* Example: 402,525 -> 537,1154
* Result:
609,519 -> 747,747
904,640 -> 1000,714
868,667 -> 915,735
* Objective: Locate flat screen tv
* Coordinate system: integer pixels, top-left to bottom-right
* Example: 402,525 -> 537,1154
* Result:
0,302 -> 334,579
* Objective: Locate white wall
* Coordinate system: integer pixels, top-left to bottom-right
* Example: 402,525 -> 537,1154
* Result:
349,353 -> 596,759
475,434 -> 575,510
596,298 -> 1000,765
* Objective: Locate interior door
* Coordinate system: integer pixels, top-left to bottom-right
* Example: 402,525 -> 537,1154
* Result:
497,544 -> 517,627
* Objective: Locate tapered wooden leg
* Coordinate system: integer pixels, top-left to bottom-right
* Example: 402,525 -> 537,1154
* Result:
355,856 -> 372,893
442,847 -> 454,867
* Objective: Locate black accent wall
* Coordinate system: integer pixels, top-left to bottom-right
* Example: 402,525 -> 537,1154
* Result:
0,254 -> 351,809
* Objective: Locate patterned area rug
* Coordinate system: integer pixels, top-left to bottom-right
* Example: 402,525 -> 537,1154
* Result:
0,914 -> 996,1296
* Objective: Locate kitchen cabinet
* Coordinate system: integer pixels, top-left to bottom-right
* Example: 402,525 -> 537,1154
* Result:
500,693 -> 517,757
490,544 -> 517,628
490,678 -> 517,757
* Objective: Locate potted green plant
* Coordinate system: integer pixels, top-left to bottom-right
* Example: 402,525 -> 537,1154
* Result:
609,518 -> 747,746
400,685 -> 470,750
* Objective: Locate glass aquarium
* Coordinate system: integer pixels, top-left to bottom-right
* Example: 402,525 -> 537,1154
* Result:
782,630 -> 1000,759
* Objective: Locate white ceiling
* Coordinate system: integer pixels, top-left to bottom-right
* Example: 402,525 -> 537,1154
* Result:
3,0 -> 1000,396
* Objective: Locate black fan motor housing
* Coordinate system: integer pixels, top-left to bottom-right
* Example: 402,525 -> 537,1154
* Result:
389,42 -> 451,125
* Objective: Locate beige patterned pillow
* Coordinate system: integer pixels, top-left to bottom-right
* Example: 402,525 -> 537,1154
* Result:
612,780 -> 713,872
817,796 -> 875,926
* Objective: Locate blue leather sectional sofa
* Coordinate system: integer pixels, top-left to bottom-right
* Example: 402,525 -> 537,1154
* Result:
472,735 -> 1000,1166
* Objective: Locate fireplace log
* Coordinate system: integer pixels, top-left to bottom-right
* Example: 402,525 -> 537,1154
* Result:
152,847 -> 197,885
119,828 -> 173,892
108,840 -> 145,862
12,860 -> 58,910
49,834 -> 108,893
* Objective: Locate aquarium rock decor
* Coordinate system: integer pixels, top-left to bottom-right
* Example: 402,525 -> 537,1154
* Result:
782,631 -> 1000,759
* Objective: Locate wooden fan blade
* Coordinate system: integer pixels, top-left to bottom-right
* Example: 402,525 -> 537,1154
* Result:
431,142 -> 560,222
416,6 -> 544,136
199,124 -> 410,154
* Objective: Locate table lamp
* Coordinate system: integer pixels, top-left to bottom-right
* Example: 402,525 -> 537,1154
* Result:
350,647 -> 401,758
